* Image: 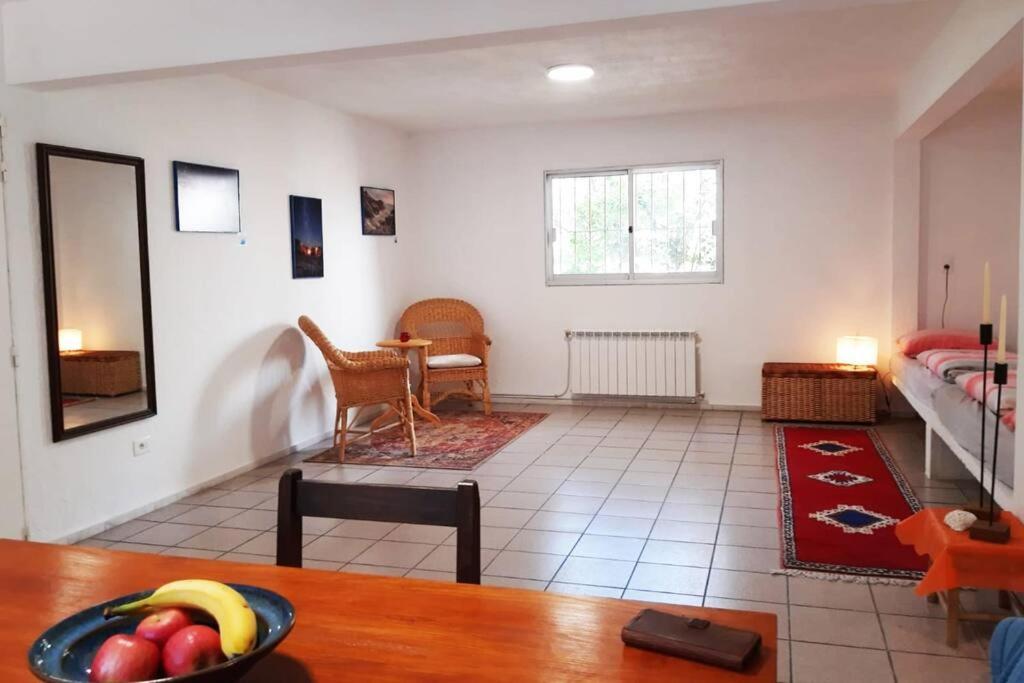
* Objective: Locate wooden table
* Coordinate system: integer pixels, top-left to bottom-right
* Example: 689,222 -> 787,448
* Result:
3,540 -> 777,681
373,338 -> 441,428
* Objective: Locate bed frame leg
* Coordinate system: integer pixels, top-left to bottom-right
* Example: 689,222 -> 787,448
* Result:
925,425 -> 963,481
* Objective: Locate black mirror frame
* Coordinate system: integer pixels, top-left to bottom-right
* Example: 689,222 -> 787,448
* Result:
37,143 -> 157,442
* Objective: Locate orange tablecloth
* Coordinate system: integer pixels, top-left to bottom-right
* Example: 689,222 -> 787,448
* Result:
895,508 -> 1024,596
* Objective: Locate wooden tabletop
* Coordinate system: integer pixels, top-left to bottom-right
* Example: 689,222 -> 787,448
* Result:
3,540 -> 776,681
376,338 -> 432,349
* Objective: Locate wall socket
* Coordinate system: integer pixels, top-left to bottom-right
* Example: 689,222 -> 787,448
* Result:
132,437 -> 152,457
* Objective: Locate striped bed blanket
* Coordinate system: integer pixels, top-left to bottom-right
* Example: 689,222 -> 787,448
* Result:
955,370 -> 1017,431
917,348 -> 1018,382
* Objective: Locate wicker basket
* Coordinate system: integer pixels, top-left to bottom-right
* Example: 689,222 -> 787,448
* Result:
60,350 -> 142,397
761,362 -> 876,424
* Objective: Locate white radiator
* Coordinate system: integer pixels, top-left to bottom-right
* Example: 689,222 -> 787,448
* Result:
568,330 -> 699,400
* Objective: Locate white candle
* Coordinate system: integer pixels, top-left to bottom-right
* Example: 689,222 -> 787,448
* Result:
983,262 -> 991,324
997,294 -> 1007,363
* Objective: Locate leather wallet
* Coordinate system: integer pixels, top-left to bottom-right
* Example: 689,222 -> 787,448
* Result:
621,608 -> 762,671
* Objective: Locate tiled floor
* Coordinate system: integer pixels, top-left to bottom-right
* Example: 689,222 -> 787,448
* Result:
79,404 -> 1001,683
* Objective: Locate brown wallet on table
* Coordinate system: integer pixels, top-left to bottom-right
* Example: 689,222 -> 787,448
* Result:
621,608 -> 762,671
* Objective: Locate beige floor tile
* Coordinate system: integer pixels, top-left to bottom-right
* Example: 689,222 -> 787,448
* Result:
627,459 -> 682,473
557,480 -> 616,497
179,489 -> 232,505
206,490 -> 276,509
179,526 -> 261,552
670,474 -> 728,489
138,504 -> 195,523
218,552 -> 276,566
547,582 -> 624,598
706,569 -> 788,604
300,535 -> 375,563
621,589 -> 703,606
542,494 -> 605,514
659,502 -> 721,523
677,462 -> 731,477
790,642 -> 894,683
484,550 -> 565,581
326,520 -> 398,539
649,519 -> 718,544
609,483 -> 669,501
731,465 -> 775,479
788,577 -> 874,612
879,614 -> 985,659
353,540 -> 436,569
704,596 -> 789,639
96,519 -> 158,542
405,569 -> 457,582
599,498 -> 662,519
359,469 -> 421,485
789,605 -> 886,649
720,507 -> 778,528
635,449 -> 686,463
711,545 -> 780,573
567,468 -> 623,483
481,507 -> 534,528
75,539 -> 113,549
521,465 -> 574,480
716,524 -> 780,550
487,490 -> 550,510
571,534 -> 646,561
619,470 -> 672,486
126,522 -> 206,546
888,651 -> 990,683
627,563 -> 708,595
507,529 -> 581,555
415,545 -> 498,572
107,542 -> 165,554
526,510 -> 593,532
869,584 -> 945,618
553,556 -> 635,587
639,539 -> 714,568
586,515 -> 653,538
665,488 -> 725,506
777,638 -> 790,683
683,451 -> 733,464
383,523 -> 455,544
580,456 -> 632,470
230,531 -> 305,556
159,546 -> 222,560
724,491 -> 777,509
219,508 -> 278,531
505,476 -> 561,494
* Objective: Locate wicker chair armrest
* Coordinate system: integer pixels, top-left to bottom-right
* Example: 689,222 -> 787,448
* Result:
333,351 -> 408,373
469,334 -> 491,363
473,333 -> 492,346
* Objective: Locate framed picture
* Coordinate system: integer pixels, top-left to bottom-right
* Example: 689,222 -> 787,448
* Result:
173,161 -> 240,233
360,186 -> 396,236
289,195 -> 324,279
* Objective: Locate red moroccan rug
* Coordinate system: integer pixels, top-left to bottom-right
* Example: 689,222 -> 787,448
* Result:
775,425 -> 927,581
305,410 -> 548,470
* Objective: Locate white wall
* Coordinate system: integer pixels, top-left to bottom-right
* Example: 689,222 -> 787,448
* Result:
51,156 -> 146,359
403,99 -> 895,407
918,90 -> 1022,343
0,74 -> 409,541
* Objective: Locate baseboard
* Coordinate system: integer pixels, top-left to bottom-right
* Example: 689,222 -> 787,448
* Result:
490,394 -> 759,412
50,430 -> 333,545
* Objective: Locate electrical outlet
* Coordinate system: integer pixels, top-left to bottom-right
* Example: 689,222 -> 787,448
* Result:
132,437 -> 152,457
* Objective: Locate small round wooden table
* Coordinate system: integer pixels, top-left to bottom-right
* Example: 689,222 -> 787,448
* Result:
372,339 -> 441,429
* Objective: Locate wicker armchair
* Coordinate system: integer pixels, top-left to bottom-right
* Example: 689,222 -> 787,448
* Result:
298,316 -> 416,460
398,298 -> 492,415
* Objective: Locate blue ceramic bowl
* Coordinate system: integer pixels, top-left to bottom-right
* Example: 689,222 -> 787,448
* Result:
28,585 -> 295,683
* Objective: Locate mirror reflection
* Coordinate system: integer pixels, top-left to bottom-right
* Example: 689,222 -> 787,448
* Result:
40,146 -> 156,439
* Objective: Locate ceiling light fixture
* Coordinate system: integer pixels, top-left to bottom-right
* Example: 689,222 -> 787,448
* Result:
546,64 -> 594,82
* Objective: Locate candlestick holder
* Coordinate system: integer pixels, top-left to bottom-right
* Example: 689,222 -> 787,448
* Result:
968,360 -> 1010,544
965,323 -> 994,520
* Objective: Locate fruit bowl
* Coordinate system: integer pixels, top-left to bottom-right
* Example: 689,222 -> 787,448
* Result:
27,585 -> 294,683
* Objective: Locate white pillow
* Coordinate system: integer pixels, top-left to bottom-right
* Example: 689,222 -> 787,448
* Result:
426,353 -> 482,369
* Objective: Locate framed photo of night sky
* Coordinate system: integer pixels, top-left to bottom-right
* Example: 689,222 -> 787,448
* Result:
289,195 -> 324,278
360,186 -> 396,236
172,161 -> 240,233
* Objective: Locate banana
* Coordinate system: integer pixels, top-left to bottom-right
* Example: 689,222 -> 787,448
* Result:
105,579 -> 257,658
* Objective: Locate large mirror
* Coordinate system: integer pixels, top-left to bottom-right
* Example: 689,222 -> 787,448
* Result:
37,144 -> 156,441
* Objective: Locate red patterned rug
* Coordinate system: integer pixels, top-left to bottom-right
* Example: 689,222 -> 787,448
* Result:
775,425 -> 927,581
305,410 -> 548,470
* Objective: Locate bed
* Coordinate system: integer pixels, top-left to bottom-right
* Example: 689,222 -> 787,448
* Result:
890,348 -> 1015,507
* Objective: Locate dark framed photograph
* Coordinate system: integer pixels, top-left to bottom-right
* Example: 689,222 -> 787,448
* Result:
173,161 -> 240,233
289,195 -> 324,279
360,186 -> 395,236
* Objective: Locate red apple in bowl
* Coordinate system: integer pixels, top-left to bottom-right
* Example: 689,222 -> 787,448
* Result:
89,634 -> 160,682
135,607 -> 192,647
162,625 -> 227,676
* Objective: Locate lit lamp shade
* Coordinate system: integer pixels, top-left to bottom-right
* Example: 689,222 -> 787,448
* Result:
836,335 -> 878,367
58,328 -> 83,353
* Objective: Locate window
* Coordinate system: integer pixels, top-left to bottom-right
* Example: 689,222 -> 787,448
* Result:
545,161 -> 723,285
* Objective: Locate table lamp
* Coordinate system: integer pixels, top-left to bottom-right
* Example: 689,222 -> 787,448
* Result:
58,328 -> 83,353
836,336 -> 877,368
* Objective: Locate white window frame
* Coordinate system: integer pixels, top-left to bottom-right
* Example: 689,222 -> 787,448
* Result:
544,160 -> 724,286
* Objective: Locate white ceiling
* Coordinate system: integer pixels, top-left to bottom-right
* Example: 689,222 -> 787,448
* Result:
238,0 -> 958,132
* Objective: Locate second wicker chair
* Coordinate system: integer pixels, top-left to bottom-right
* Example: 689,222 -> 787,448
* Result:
297,315 -> 417,460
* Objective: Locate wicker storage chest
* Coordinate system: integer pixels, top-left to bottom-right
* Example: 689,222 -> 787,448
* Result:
761,362 -> 877,424
60,350 -> 142,397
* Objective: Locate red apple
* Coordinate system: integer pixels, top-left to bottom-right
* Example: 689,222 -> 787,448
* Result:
89,634 -> 160,683
134,607 -> 192,647
162,625 -> 226,676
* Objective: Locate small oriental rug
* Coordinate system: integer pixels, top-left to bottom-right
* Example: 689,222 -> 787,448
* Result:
775,425 -> 927,582
305,410 -> 548,470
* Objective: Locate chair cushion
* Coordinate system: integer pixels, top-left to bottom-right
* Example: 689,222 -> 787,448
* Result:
427,353 -> 482,369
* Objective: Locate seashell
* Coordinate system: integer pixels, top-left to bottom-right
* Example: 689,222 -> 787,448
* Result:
944,509 -> 977,532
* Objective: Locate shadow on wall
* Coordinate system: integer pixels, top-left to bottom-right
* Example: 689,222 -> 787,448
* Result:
188,325 -> 324,484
